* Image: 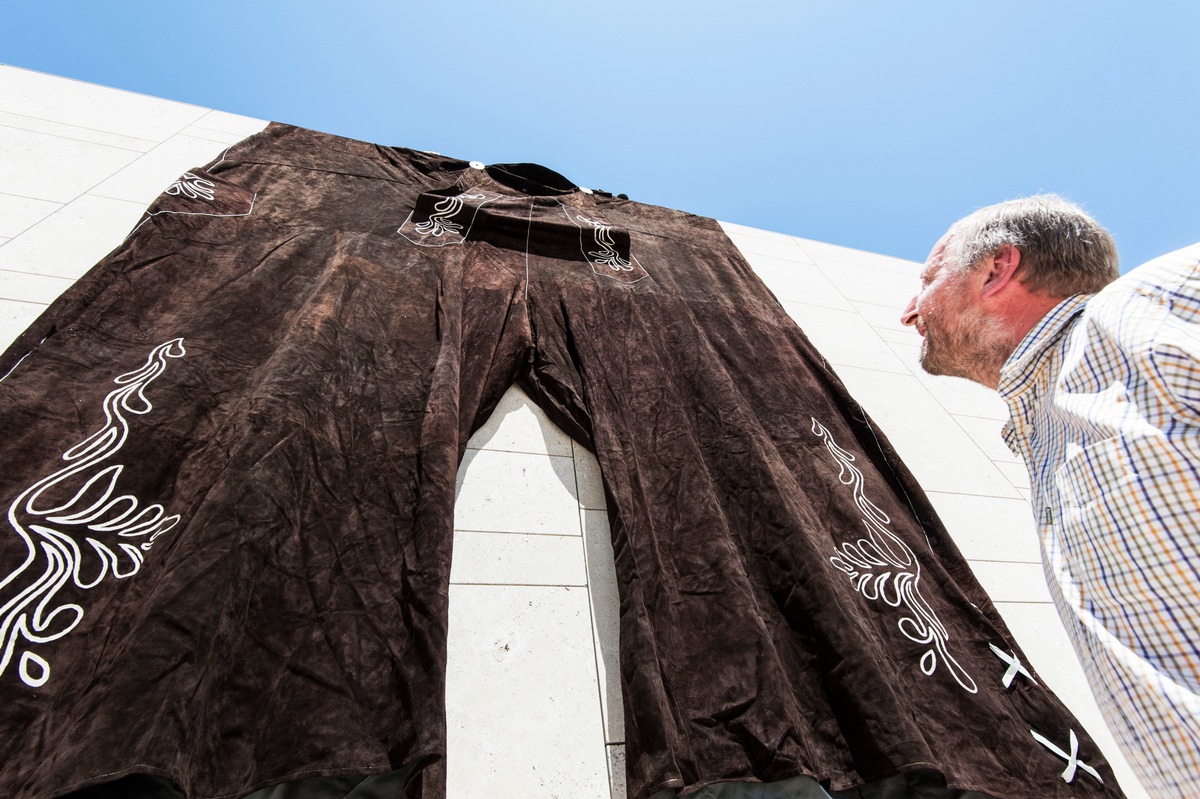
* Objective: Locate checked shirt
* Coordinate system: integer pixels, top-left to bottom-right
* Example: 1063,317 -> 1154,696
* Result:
1000,243 -> 1200,798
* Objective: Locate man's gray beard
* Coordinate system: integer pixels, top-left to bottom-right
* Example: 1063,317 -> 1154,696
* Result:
918,318 -> 1012,389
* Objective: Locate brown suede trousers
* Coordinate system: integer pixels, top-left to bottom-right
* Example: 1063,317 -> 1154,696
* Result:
0,124 -> 1122,799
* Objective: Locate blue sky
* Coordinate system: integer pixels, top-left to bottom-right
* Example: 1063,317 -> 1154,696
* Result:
3,2 -> 1196,269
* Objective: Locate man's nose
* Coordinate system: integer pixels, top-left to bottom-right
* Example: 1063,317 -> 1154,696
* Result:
900,295 -> 919,328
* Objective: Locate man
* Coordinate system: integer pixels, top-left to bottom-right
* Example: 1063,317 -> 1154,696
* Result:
900,195 -> 1200,798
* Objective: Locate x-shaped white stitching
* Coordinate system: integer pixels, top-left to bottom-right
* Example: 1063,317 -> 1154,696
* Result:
1031,729 -> 1103,784
989,643 -> 1037,688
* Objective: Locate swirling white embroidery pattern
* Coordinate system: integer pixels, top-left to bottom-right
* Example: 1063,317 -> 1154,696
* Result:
576,214 -> 633,271
165,172 -> 216,202
0,339 -> 186,688
415,194 -> 484,237
811,418 -> 978,693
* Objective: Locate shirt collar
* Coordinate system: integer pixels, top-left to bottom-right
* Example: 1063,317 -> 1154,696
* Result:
997,293 -> 1093,401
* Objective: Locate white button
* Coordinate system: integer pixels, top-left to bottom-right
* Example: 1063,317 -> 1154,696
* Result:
469,161 -> 485,170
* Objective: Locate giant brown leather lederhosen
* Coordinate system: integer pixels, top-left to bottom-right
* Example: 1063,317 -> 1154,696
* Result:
0,124 -> 1123,799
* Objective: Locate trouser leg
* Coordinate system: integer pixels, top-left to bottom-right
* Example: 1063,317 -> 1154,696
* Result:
519,218 -> 1110,797
0,145 -> 534,799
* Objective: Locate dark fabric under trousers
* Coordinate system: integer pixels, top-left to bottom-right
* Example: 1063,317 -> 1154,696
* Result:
0,124 -> 1120,799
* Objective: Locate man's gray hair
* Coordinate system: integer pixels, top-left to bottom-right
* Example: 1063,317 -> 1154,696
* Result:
946,195 -> 1119,296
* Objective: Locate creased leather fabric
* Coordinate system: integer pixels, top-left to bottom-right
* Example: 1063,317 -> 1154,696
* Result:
0,124 -> 1123,799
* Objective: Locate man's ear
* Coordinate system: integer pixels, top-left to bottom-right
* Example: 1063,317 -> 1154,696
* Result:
979,244 -> 1022,300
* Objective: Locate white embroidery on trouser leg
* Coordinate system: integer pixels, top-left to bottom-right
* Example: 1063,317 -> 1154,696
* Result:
0,339 -> 186,688
1031,729 -> 1103,783
989,643 -> 1037,688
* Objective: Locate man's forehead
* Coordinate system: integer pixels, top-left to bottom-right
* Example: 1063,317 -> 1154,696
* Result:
930,231 -> 955,259
920,233 -> 954,280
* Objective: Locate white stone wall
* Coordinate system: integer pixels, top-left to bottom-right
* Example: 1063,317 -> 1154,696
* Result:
0,65 -> 1146,798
